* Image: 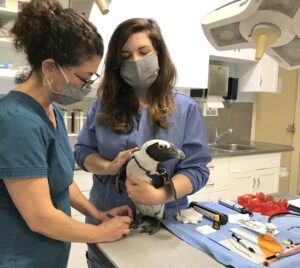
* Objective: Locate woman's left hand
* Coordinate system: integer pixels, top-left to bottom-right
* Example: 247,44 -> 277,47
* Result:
105,205 -> 133,219
125,175 -> 166,205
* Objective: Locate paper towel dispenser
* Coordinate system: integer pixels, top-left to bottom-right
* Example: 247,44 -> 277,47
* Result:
208,64 -> 229,96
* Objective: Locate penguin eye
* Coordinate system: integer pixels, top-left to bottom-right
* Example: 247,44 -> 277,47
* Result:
158,144 -> 165,149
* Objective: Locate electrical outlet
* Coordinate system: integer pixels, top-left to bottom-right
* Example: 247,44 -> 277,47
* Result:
203,104 -> 218,116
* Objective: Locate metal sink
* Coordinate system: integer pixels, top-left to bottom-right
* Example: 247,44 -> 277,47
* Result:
209,143 -> 257,152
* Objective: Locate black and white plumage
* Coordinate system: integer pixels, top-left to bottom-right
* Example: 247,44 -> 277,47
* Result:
115,139 -> 185,234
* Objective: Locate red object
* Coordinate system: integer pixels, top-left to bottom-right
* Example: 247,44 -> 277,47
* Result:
237,192 -> 289,216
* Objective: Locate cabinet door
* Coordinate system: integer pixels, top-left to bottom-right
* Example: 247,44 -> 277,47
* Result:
229,171 -> 255,199
189,157 -> 230,201
237,54 -> 278,93
259,54 -> 279,92
255,168 -> 279,194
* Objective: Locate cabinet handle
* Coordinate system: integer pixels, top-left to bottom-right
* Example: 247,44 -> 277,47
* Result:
257,177 -> 260,188
260,76 -> 262,86
252,177 -> 256,189
208,165 -> 214,169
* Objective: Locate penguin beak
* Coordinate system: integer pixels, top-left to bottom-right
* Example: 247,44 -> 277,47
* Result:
168,146 -> 185,160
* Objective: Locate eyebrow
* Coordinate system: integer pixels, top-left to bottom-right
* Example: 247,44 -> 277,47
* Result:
121,45 -> 152,53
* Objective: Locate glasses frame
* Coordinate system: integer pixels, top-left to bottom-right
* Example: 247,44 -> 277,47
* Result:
74,72 -> 100,90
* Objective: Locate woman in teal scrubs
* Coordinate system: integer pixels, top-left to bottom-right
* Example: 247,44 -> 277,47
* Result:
0,1 -> 132,267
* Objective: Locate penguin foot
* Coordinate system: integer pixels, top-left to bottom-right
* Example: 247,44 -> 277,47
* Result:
140,219 -> 161,235
130,212 -> 143,229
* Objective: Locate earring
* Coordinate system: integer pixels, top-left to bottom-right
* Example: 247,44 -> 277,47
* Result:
43,76 -> 53,88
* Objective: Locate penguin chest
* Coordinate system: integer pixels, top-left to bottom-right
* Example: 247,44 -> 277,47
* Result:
126,161 -> 164,218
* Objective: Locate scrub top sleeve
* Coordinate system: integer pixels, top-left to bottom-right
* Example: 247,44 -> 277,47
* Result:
175,101 -> 211,194
0,116 -> 47,179
74,100 -> 99,170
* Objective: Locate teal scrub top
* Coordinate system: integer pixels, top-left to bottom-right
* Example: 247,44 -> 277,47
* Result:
0,91 -> 74,268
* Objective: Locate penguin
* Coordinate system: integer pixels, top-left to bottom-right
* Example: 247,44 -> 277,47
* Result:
115,139 -> 185,235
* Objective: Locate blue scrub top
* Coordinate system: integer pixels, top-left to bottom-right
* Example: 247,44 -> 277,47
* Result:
0,91 -> 74,268
74,91 -> 211,224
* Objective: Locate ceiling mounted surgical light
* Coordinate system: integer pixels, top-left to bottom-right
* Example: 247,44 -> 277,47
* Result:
201,0 -> 300,69
95,0 -> 111,15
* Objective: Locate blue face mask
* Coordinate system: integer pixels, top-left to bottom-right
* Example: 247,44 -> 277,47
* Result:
45,64 -> 91,105
120,52 -> 159,90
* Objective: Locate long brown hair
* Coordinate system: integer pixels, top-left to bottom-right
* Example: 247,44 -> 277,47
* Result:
98,18 -> 177,134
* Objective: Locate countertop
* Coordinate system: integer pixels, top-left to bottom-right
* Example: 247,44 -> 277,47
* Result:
92,193 -> 299,268
91,227 -> 224,268
209,141 -> 294,158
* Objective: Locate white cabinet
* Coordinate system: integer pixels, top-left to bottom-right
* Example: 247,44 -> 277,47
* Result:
188,157 -> 230,202
236,53 -> 278,93
210,47 -> 279,93
255,168 -> 280,194
228,153 -> 280,199
189,153 -> 281,202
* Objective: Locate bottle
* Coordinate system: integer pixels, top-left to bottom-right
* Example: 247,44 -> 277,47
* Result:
61,108 -> 72,134
0,63 -> 13,69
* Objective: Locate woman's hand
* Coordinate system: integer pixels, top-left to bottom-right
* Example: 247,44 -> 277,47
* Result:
105,205 -> 133,219
125,175 -> 167,205
96,216 -> 132,242
107,147 -> 139,175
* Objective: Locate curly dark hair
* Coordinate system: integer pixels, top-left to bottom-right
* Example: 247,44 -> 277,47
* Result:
11,0 -> 103,72
98,18 -> 177,134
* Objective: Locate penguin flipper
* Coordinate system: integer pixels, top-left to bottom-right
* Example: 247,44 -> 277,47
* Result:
115,163 -> 127,193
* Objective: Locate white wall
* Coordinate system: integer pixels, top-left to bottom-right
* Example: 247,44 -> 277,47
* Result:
89,0 -> 232,89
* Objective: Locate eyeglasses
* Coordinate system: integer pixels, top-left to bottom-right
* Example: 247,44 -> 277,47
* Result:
56,62 -> 100,90
74,72 -> 100,90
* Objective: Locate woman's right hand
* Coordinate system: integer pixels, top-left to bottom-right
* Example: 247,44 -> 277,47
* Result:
96,216 -> 132,242
108,147 -> 139,175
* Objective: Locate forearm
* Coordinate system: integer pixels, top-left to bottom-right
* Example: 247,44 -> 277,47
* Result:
33,208 -> 105,243
83,152 -> 112,175
161,174 -> 193,203
69,182 -> 106,222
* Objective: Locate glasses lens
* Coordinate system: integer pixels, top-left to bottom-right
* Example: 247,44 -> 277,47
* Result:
75,72 -> 100,89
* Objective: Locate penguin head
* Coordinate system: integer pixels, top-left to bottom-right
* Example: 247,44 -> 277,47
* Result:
143,139 -> 185,162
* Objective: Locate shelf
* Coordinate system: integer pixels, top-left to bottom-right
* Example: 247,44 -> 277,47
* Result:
0,7 -> 18,17
0,6 -> 17,27
0,36 -> 13,45
0,68 -> 18,77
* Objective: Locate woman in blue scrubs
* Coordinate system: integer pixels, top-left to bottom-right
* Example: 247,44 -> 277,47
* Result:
74,18 -> 211,267
0,1 -> 132,267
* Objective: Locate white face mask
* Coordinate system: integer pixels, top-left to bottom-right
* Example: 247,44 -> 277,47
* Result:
44,64 -> 91,105
120,52 -> 159,90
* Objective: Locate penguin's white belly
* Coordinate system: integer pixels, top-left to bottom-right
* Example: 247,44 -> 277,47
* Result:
126,161 -> 164,219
